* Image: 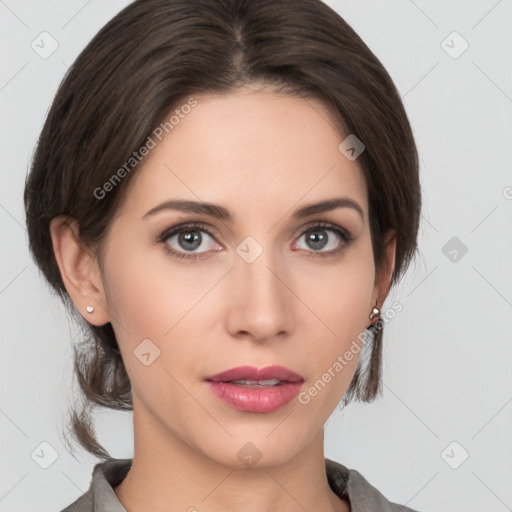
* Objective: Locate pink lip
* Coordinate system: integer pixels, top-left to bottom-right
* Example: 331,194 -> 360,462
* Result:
205,365 -> 304,383
204,365 -> 304,413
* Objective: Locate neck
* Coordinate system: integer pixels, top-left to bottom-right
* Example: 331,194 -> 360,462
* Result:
113,394 -> 349,512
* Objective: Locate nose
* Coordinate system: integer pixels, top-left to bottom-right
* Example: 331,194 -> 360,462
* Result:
224,243 -> 293,343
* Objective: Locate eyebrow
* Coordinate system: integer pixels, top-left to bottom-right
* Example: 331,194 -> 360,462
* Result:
143,197 -> 364,221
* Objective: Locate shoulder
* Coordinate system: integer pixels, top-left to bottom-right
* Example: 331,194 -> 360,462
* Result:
60,491 -> 93,512
59,458 -> 132,512
325,458 -> 421,512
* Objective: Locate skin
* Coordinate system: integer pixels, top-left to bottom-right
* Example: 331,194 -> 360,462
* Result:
50,86 -> 396,512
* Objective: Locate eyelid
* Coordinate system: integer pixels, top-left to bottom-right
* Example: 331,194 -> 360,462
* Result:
297,220 -> 352,238
157,221 -> 220,242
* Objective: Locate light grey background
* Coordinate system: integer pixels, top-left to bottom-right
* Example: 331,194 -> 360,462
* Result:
1,1 -> 511,511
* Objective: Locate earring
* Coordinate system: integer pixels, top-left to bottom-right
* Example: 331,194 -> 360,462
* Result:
369,302 -> 380,321
86,306 -> 94,313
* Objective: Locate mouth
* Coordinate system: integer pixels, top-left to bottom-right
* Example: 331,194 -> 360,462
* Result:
204,365 -> 304,412
218,378 -> 285,388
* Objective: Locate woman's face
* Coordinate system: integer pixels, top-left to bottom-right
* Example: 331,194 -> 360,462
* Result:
88,87 -> 395,466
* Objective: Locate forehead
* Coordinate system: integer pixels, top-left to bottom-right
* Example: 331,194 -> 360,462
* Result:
117,88 -> 368,223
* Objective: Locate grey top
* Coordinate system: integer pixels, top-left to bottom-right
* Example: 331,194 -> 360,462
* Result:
60,458 -> 419,511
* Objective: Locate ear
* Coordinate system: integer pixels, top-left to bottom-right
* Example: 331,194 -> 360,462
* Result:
369,229 -> 397,326
49,215 -> 111,326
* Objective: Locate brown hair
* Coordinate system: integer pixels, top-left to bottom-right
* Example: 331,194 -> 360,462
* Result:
24,0 -> 421,460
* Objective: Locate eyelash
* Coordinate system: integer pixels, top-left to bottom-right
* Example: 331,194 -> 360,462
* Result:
156,221 -> 354,261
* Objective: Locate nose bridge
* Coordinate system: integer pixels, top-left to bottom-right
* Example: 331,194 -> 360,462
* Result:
227,235 -> 291,339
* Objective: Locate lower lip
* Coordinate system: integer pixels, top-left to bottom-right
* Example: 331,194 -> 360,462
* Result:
205,381 -> 302,412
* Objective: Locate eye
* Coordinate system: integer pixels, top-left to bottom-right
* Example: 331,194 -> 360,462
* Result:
157,223 -> 222,260
293,222 -> 353,257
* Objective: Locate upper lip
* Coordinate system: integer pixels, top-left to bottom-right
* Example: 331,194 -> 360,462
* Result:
205,365 -> 304,383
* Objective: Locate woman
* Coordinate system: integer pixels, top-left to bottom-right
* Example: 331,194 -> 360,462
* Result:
24,0 -> 422,510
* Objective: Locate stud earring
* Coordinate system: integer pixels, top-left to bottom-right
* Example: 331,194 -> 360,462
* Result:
369,302 -> 380,321
86,306 -> 94,313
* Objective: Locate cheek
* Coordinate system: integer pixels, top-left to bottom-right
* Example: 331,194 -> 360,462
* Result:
298,239 -> 375,342
100,245 -> 216,412
101,235 -> 217,338
323,266 -> 373,341
293,240 -> 375,399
